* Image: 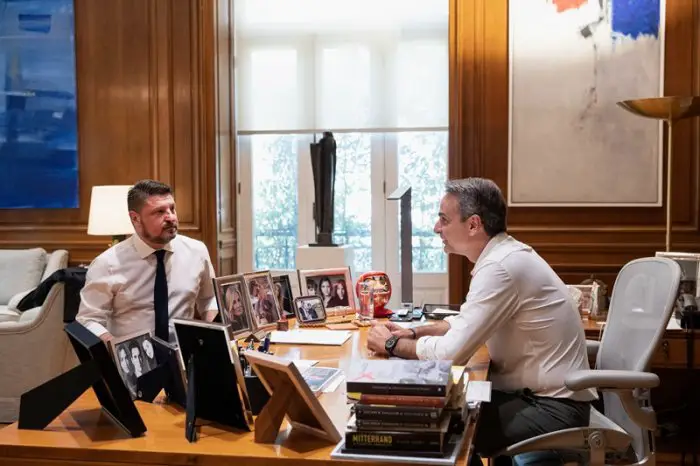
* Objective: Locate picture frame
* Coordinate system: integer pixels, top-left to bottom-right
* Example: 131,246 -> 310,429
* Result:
567,284 -> 594,318
293,295 -> 327,324
272,274 -> 295,317
213,274 -> 254,338
297,267 -> 355,311
244,350 -> 342,444
242,270 -> 282,332
109,330 -> 158,399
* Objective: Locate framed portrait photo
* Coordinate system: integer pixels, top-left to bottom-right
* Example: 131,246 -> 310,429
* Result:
297,267 -> 355,311
293,295 -> 327,324
242,270 -> 282,331
110,330 -> 158,398
213,274 -> 254,338
272,274 -> 295,317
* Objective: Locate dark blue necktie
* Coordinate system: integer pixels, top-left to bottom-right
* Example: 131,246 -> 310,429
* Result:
154,249 -> 169,341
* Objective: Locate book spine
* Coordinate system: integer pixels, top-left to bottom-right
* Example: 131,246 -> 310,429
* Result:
356,393 -> 446,408
345,431 -> 443,453
346,382 -> 446,397
355,419 -> 439,430
354,406 -> 441,421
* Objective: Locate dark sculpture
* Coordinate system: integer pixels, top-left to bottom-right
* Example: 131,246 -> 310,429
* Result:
309,132 -> 337,247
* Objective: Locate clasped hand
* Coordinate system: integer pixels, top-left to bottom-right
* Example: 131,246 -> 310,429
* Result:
367,321 -> 414,356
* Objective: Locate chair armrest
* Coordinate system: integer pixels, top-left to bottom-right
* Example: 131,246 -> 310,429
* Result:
586,340 -> 600,359
565,369 -> 659,391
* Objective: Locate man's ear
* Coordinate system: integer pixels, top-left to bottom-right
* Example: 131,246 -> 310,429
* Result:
129,211 -> 140,225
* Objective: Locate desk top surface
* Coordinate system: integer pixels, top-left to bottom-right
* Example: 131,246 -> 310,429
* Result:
0,325 -> 490,466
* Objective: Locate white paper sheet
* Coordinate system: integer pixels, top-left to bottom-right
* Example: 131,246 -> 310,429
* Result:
270,329 -> 352,346
466,381 -> 492,403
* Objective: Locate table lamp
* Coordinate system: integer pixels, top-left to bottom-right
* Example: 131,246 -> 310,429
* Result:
617,96 -> 700,251
87,185 -> 134,246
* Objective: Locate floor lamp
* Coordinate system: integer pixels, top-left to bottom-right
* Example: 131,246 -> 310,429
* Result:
617,96 -> 700,252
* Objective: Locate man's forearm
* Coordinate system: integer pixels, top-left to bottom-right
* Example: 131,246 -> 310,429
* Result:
393,339 -> 418,360
414,320 -> 450,339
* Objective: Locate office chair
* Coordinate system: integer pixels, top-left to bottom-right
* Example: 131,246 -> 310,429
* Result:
496,256 -> 681,466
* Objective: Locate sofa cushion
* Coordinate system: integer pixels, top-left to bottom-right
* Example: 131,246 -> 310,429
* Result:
0,248 -> 47,305
18,306 -> 42,323
0,305 -> 21,323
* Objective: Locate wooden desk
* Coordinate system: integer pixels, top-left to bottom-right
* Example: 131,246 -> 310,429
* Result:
0,327 -> 490,466
582,318 -> 700,369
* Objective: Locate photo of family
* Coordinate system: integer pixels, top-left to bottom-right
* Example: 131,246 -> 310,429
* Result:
273,275 -> 294,317
111,331 -> 158,398
298,267 -> 355,310
243,271 -> 282,329
220,281 -> 252,335
294,295 -> 326,323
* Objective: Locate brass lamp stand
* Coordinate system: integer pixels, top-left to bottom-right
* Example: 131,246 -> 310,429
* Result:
617,96 -> 700,251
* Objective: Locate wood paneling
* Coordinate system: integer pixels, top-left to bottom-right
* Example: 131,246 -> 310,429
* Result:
0,0 -> 221,269
448,0 -> 700,302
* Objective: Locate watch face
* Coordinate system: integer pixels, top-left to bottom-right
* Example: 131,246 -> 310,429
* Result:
385,335 -> 398,353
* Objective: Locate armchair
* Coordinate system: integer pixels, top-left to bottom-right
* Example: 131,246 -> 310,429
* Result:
497,256 -> 681,466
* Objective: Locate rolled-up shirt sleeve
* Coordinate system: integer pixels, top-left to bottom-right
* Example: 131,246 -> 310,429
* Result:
75,259 -> 115,337
415,262 -> 519,364
195,245 -> 218,318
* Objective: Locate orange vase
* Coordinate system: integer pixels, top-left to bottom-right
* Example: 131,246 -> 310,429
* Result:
355,271 -> 392,318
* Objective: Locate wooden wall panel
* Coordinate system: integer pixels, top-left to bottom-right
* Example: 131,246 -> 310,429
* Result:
0,0 -> 220,269
448,0 -> 700,302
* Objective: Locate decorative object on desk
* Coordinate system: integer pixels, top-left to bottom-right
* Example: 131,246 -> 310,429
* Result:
272,274 -> 295,317
109,330 -> 157,399
566,284 -> 594,318
618,96 -> 700,251
243,350 -> 342,444
357,280 -> 375,320
18,321 -> 146,437
87,185 -> 134,246
387,186 -> 413,307
213,274 -> 254,339
173,318 -> 254,443
509,0 -> 665,207
276,319 -> 289,331
581,277 -> 608,322
355,271 -> 392,318
294,295 -> 327,324
309,131 -> 338,247
298,266 -> 356,311
0,0 -> 80,209
655,251 -> 700,329
242,270 -> 282,333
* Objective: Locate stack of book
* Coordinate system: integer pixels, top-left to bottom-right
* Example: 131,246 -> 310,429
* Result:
342,359 -> 469,458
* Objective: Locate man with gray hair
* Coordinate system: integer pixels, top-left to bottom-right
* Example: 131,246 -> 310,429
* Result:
367,177 -> 596,465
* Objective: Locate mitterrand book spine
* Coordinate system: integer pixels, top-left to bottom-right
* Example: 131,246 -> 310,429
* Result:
345,381 -> 446,397
345,431 -> 443,452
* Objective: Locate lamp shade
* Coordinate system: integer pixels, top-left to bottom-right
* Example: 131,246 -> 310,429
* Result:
617,96 -> 700,121
87,185 -> 134,236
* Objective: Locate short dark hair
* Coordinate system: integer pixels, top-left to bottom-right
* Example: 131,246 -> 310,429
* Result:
127,180 -> 173,212
444,178 -> 507,237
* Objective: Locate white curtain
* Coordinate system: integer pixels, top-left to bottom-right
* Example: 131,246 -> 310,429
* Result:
235,0 -> 449,134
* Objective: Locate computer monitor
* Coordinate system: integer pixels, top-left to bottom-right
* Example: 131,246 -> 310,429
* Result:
18,321 -> 147,437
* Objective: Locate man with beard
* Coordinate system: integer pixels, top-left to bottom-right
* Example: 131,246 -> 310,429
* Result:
76,180 -> 218,344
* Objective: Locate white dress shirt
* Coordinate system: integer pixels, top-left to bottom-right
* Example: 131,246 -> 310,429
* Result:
76,233 -> 218,342
416,233 -> 597,401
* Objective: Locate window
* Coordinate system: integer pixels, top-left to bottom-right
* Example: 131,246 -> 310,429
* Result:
236,0 -> 449,303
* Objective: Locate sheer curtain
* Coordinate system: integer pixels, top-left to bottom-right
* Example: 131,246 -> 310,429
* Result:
235,0 -> 449,134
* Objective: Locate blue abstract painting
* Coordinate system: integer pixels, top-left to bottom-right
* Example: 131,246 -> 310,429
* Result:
0,0 -> 78,209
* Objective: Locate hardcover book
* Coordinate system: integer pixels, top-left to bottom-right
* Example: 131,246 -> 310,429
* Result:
345,359 -> 453,397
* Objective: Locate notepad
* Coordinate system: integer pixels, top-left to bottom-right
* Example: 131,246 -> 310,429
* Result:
270,329 -> 352,346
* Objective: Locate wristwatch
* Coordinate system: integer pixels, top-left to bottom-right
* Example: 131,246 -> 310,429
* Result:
385,335 -> 399,356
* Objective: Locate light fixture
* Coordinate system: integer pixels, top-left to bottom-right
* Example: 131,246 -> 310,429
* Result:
87,185 -> 134,246
617,96 -> 700,252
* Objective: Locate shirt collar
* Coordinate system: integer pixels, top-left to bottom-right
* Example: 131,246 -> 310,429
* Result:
132,233 -> 175,259
471,232 -> 509,276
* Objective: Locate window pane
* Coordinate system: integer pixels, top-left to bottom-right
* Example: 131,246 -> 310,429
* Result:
246,49 -> 298,131
319,45 -> 372,128
398,131 -> 447,273
252,135 -> 299,270
332,133 -> 372,274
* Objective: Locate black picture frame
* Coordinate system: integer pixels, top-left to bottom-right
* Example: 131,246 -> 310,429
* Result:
273,274 -> 295,317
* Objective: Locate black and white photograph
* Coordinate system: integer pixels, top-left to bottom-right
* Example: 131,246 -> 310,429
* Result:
273,274 -> 294,317
298,267 -> 355,311
110,330 -> 157,398
213,274 -> 254,338
293,295 -> 326,323
243,270 -> 282,330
